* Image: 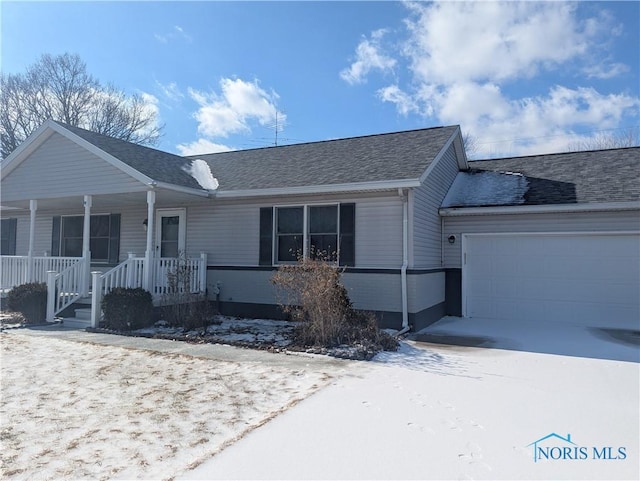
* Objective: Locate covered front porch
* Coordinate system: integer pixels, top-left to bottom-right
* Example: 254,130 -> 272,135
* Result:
1,189 -> 209,327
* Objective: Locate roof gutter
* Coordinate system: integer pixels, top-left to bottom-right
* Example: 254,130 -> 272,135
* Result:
439,201 -> 640,217
153,181 -> 213,197
214,179 -> 421,199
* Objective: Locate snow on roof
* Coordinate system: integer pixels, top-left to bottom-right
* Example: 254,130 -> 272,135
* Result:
183,159 -> 219,190
441,170 -> 529,207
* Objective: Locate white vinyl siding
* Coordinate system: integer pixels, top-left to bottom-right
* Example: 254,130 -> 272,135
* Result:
411,143 -> 459,268
443,209 -> 640,268
187,193 -> 403,269
188,202 -> 260,266
355,198 -> 402,268
119,206 -> 149,261
1,132 -> 145,202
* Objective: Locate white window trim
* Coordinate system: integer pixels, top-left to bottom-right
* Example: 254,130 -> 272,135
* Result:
271,203 -> 342,266
155,208 -> 187,258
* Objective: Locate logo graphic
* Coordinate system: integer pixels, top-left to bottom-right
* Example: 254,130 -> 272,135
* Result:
527,433 -> 627,462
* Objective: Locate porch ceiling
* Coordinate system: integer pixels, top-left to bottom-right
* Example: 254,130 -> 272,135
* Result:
0,188 -> 212,213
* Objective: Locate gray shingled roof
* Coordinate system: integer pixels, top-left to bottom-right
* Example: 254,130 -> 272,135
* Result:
190,126 -> 459,191
55,122 -> 202,190
456,147 -> 640,206
58,122 -> 458,193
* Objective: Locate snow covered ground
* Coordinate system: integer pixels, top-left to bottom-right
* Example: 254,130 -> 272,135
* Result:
0,332 -> 336,480
183,317 -> 639,480
2,316 -> 637,480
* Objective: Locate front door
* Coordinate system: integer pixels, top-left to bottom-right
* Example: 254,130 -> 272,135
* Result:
155,209 -> 186,258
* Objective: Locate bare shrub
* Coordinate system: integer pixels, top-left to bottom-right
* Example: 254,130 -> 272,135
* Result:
271,256 -> 397,351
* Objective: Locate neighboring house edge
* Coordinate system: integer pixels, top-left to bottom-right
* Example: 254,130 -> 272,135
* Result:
1,121 -> 638,331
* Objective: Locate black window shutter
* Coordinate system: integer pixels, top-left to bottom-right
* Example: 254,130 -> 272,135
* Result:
1,218 -> 17,255
51,216 -> 61,256
259,207 -> 273,265
339,204 -> 355,267
108,214 -> 121,264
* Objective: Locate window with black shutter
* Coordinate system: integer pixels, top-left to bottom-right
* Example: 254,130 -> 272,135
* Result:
51,214 -> 121,263
260,203 -> 355,266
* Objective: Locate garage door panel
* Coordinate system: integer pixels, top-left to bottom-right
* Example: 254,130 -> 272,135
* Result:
468,298 -> 494,318
493,256 -> 520,276
493,279 -> 519,298
464,234 -> 640,326
607,258 -> 640,279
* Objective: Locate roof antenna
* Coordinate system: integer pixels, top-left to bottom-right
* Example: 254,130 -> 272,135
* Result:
269,109 -> 285,147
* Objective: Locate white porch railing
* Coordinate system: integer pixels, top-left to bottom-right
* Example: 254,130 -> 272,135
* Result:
99,254 -> 145,296
91,253 -> 207,328
46,259 -> 86,322
152,253 -> 208,296
0,255 -> 82,291
0,256 -> 29,290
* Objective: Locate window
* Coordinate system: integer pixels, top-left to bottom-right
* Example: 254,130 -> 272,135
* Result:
52,214 -> 120,264
276,206 -> 303,262
1,218 -> 17,255
260,204 -> 355,266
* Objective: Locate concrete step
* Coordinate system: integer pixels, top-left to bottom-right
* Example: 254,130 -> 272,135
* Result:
74,308 -> 92,320
62,317 -> 91,329
74,296 -> 92,306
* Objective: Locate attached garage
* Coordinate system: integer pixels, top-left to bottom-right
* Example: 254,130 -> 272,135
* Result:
462,232 -> 640,326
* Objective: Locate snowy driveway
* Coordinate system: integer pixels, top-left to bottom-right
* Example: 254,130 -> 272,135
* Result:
183,317 -> 639,480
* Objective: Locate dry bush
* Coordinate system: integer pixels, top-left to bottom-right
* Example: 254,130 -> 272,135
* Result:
271,256 -> 397,351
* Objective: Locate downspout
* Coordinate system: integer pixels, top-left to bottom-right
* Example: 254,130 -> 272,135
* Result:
398,189 -> 410,335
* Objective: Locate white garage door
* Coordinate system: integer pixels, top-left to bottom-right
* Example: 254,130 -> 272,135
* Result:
463,233 -> 640,326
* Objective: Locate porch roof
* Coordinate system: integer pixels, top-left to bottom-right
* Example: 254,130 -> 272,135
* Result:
0,189 -> 212,213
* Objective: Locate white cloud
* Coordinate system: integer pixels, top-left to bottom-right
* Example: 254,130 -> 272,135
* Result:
455,86 -> 638,156
176,138 -> 233,156
402,2 -> 590,85
344,1 -> 639,156
340,29 -> 396,85
156,81 -> 184,102
377,85 -> 417,116
154,25 -> 192,44
189,77 -> 285,138
583,62 -> 629,79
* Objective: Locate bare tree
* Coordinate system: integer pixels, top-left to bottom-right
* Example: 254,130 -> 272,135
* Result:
462,131 -> 480,159
568,127 -> 639,152
1,53 -> 163,158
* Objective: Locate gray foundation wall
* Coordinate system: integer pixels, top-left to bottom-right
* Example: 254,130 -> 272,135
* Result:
205,267 -> 448,331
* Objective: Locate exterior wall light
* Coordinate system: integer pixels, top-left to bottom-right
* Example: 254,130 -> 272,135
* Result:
143,218 -> 148,232
448,235 -> 456,244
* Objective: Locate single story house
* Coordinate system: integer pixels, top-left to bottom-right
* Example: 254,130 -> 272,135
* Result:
1,120 -> 638,330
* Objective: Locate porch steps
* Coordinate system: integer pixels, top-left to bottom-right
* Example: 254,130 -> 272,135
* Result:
62,307 -> 92,329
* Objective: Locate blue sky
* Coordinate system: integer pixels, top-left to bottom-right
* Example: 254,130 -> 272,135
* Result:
2,1 -> 638,158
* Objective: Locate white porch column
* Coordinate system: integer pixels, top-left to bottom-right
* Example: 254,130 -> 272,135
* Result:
28,200 -> 37,282
82,195 -> 92,296
90,271 -> 103,328
143,190 -> 156,292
